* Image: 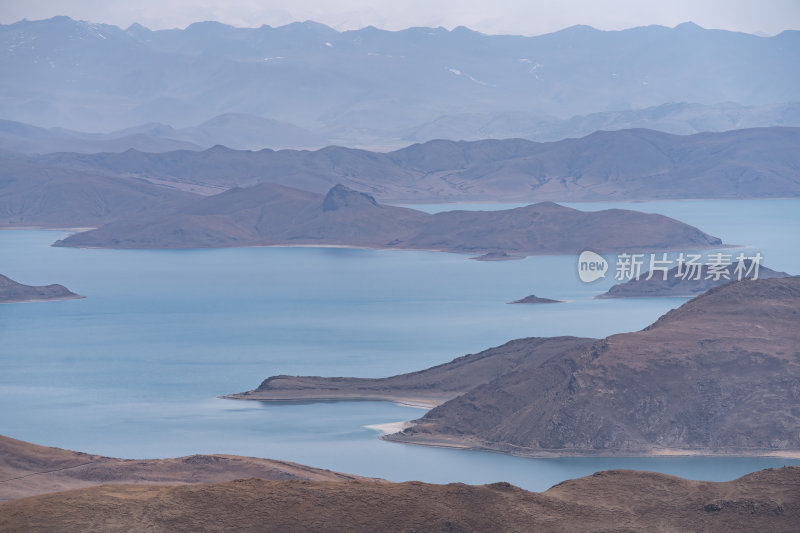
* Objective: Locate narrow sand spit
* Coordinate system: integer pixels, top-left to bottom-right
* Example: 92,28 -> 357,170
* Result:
365,421 -> 413,435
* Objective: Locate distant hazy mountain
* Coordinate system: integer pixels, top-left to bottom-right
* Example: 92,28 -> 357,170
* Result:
1,16 -> 797,136
2,127 -> 796,231
0,114 -> 326,154
55,183 -> 721,255
0,156 -> 199,227
167,113 -> 327,150
0,119 -> 203,154
4,101 -> 800,154
401,102 -> 800,144
23,127 -> 800,203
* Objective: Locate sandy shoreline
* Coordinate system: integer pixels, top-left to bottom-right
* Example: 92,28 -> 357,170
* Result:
2,225 -> 725,258
44,239 -> 730,257
365,421 -> 414,435
381,435 -> 800,459
221,394 -> 439,409
0,226 -> 97,232
0,295 -> 85,304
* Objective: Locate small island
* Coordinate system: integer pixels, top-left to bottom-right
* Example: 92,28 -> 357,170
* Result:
55,184 -> 725,256
470,251 -> 525,261
0,273 -> 83,303
508,294 -> 563,304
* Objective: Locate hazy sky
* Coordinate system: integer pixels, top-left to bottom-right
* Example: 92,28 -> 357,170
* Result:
0,0 -> 798,35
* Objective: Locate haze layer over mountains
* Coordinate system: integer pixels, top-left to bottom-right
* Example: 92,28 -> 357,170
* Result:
1,16 -> 798,150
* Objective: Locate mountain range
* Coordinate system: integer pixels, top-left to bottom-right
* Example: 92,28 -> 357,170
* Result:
2,101 -> 800,153
0,113 -> 328,154
1,16 -> 798,138
400,101 -> 800,146
4,127 -> 798,211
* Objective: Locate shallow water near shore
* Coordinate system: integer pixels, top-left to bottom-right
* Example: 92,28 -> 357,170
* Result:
1,198 -> 798,491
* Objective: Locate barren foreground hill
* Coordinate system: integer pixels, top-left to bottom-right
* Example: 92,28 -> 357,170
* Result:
0,435 -> 361,502
2,466 -> 798,532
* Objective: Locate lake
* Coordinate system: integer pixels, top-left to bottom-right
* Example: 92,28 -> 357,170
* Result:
0,198 -> 798,491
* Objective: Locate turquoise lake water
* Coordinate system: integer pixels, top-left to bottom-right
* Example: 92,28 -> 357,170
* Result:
1,198 -> 798,491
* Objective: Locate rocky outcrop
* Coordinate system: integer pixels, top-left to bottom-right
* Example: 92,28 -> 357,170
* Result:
225,337 -> 596,408
2,460 -> 798,532
0,274 -> 83,303
508,294 -> 563,304
388,277 -> 800,455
